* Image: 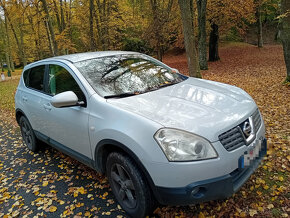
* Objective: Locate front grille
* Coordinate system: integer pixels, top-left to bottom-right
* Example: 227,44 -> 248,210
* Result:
219,109 -> 262,152
252,109 -> 262,132
219,126 -> 244,151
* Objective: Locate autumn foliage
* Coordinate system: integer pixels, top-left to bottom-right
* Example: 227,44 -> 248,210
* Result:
0,0 -> 281,66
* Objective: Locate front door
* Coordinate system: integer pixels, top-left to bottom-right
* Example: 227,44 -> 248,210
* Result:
42,63 -> 92,159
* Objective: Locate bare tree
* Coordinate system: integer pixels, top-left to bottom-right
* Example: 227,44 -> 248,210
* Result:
178,0 -> 201,78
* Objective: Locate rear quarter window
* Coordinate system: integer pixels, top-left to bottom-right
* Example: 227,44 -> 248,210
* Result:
23,65 -> 45,91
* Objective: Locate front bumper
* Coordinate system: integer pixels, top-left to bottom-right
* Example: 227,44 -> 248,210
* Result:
154,139 -> 267,205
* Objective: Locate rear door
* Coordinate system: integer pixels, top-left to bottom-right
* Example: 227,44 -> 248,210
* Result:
21,64 -> 50,136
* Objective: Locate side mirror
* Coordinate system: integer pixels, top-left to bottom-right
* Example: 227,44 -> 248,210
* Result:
51,91 -> 79,108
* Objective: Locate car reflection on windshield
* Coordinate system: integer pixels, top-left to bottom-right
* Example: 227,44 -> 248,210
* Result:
74,54 -> 187,98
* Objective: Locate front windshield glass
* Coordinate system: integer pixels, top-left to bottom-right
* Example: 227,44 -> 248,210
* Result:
74,54 -> 187,97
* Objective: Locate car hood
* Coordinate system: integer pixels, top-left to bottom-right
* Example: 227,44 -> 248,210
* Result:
107,78 -> 257,142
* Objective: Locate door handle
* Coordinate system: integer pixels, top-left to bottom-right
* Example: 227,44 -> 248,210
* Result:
22,96 -> 28,102
43,103 -> 52,111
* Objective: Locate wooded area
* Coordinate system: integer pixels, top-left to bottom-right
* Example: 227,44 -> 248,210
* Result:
0,0 -> 289,81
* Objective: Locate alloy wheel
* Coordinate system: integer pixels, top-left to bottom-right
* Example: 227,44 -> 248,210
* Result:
110,163 -> 137,209
21,120 -> 33,150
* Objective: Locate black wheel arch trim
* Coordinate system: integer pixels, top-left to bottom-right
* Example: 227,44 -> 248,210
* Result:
94,139 -> 163,203
15,108 -> 27,124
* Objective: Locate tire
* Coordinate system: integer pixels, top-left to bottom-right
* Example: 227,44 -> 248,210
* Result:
106,152 -> 156,218
19,116 -> 38,152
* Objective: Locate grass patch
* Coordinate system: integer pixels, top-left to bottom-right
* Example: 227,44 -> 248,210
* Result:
271,208 -> 282,217
0,79 -> 20,112
2,68 -> 23,76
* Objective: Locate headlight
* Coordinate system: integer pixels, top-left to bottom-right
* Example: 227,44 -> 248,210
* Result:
154,128 -> 218,161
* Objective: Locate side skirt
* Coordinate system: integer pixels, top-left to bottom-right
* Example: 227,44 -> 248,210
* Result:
34,131 -> 95,169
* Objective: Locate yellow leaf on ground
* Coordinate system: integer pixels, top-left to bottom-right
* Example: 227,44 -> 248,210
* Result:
42,181 -> 48,187
84,211 -> 91,216
198,212 -> 205,218
249,209 -> 257,217
78,187 -> 85,194
240,212 -> 246,217
49,206 -> 57,212
258,206 -> 264,212
263,185 -> 269,190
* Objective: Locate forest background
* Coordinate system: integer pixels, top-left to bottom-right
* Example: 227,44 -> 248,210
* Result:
0,0 -> 287,76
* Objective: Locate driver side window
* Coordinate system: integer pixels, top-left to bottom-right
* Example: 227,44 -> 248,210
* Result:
48,64 -> 86,102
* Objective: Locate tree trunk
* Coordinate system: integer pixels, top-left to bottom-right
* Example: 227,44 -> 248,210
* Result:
36,3 -> 44,59
150,0 -> 163,61
178,0 -> 201,78
0,1 -> 27,66
280,0 -> 290,82
53,0 -> 62,33
67,0 -> 73,45
3,14 -> 13,71
5,53 -> 11,73
7,17 -> 27,66
257,5 -> 263,48
197,0 -> 208,70
11,60 -> 15,72
19,24 -> 27,66
89,0 -> 96,51
1,19 -> 12,72
209,23 -> 220,62
45,20 -> 54,56
40,0 -> 59,56
96,0 -> 107,50
60,0 -> 66,31
27,15 -> 41,60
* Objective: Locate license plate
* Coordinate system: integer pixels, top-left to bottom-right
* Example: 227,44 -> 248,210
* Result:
240,139 -> 262,168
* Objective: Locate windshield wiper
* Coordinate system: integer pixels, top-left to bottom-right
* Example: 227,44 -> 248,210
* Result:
104,82 -> 179,99
104,92 -> 141,99
145,82 -> 178,92
158,82 -> 178,89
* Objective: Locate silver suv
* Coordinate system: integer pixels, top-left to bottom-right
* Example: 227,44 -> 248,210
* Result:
15,51 -> 267,217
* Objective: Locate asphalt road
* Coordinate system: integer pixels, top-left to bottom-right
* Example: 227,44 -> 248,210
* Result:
0,121 -> 128,217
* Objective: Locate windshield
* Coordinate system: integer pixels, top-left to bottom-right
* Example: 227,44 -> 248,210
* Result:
74,54 -> 187,98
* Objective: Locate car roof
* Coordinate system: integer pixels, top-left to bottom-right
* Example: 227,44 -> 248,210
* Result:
24,51 -> 142,70
43,51 -> 140,63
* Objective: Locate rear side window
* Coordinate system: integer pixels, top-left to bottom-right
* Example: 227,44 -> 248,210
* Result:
23,65 -> 45,91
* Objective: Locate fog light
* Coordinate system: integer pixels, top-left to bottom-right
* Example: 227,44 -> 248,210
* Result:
191,187 -> 200,195
191,187 -> 206,198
